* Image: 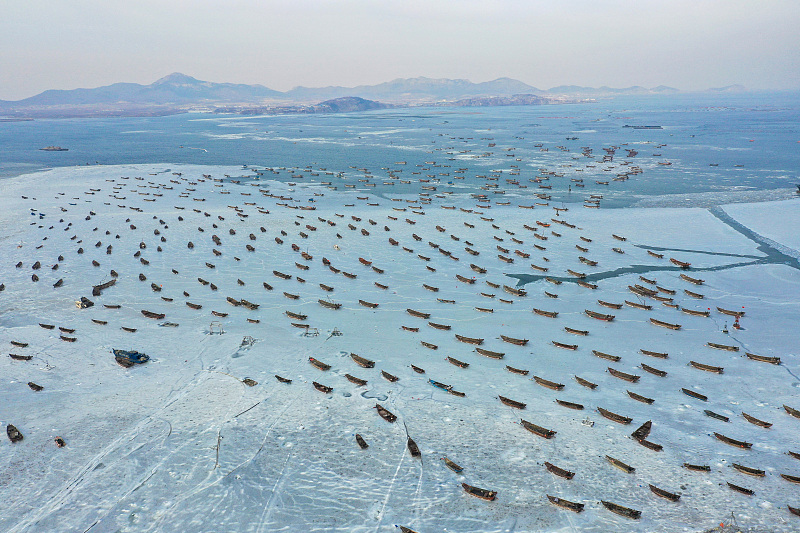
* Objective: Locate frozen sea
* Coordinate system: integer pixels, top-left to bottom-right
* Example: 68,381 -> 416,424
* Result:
1,94 -> 800,533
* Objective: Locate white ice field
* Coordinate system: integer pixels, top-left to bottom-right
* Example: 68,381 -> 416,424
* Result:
1,164 -> 799,533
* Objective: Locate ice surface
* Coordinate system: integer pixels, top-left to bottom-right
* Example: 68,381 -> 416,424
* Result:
1,164 -> 799,532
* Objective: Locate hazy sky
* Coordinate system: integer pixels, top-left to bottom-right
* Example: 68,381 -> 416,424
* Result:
2,0 -> 799,100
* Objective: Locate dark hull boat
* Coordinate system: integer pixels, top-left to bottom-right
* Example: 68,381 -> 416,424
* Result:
462,483 -> 497,501
544,461 -> 574,479
375,404 -> 397,423
547,495 -> 583,513
601,500 -> 641,519
112,348 -> 149,367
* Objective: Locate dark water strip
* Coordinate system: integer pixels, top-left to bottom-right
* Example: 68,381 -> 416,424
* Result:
509,206 -> 799,288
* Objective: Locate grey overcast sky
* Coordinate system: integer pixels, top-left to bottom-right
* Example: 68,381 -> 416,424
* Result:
2,0 -> 799,100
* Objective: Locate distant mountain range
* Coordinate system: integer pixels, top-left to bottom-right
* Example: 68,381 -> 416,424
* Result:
0,73 -> 744,118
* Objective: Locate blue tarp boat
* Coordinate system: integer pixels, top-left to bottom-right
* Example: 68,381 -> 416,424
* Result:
113,349 -> 149,368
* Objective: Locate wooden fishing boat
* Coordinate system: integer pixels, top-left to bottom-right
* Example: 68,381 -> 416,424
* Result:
410,364 -> 425,374
630,285 -> 657,297
585,309 -> 614,321
475,307 -> 494,313
547,495 -> 583,513
455,334 -> 483,345
640,349 -> 668,359
564,326 -> 588,336
375,404 -> 397,423
533,308 -> 558,318
401,325 -> 419,333
486,280 -> 500,288
567,269 -> 586,279
455,274 -> 475,284
606,455 -> 635,474
355,433 -> 369,449
442,457 -> 463,473
717,306 -> 745,317
476,347 -> 505,359
531,263 -> 548,272
612,234 -> 627,242
544,462 -> 574,479
684,463 -> 711,472
745,352 -> 781,365
732,463 -> 764,477
682,308 -> 710,317
649,484 -> 680,501
470,264 -> 487,274
608,368 -> 640,382
240,299 -> 259,311
91,319 -> 108,325
211,311 -> 228,318
670,258 -> 691,269
6,424 -> 23,443
59,326 -> 75,334
274,375 -> 292,384
575,376 -> 597,389
520,419 -> 556,438
9,354 -> 32,361
592,350 -> 620,362
421,341 -> 438,350
552,340 -> 578,350
631,420 -> 651,440
381,370 -> 399,382
705,410 -> 729,422
742,412 -> 772,428
726,482 -> 754,495
598,300 -> 622,309
682,388 -> 708,401
498,335 -> 528,346
680,273 -> 704,284
286,310 -> 307,320
344,373 -> 367,386
534,376 -> 565,390
461,483 -> 497,501
690,360 -> 723,373
600,500 -> 642,519
499,396 -> 526,409
141,309 -> 165,320
506,365 -> 529,376
625,300 -> 652,310
684,289 -> 704,299
263,282 -> 273,291
318,299 -> 341,310
650,318 -> 681,330
273,270 -> 292,280
185,301 -> 202,310
784,405 -> 800,419
312,381 -> 333,393
10,341 -> 28,348
503,285 -> 526,297
406,436 -> 421,458
39,323 -> 55,330
309,357 -> 331,371
641,363 -> 667,377
448,356 -> 469,368
428,321 -> 451,331
714,432 -> 752,449
556,399 -> 584,410
628,391 -> 655,404
780,473 -> 800,484
407,308 -> 430,319
656,285 -> 676,295
104,303 -> 121,309
597,407 -> 632,424
647,250 -> 664,258
579,256 -> 598,266
349,353 -> 375,368
374,282 -> 388,289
